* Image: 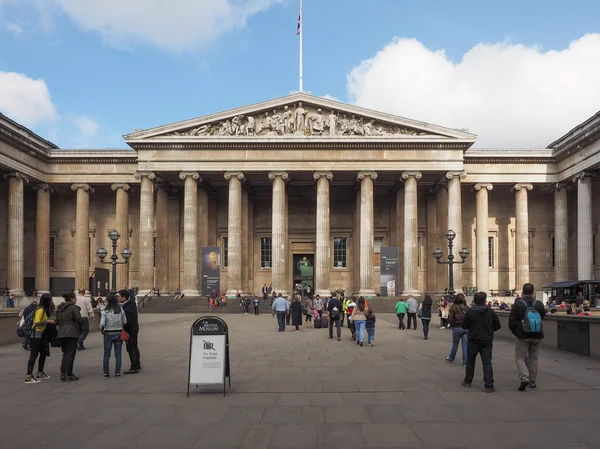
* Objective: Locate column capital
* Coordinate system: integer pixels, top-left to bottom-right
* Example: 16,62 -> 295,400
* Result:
179,171 -> 201,182
572,171 -> 595,183
511,183 -> 533,192
473,183 -> 493,192
357,171 -> 377,181
555,182 -> 569,191
71,183 -> 95,193
134,171 -> 156,181
33,183 -> 53,193
4,172 -> 29,183
224,171 -> 244,181
401,171 -> 421,181
445,171 -> 467,181
268,171 -> 289,181
313,171 -> 333,181
111,183 -> 132,192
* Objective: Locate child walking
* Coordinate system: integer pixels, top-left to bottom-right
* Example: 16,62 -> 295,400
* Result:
366,308 -> 376,347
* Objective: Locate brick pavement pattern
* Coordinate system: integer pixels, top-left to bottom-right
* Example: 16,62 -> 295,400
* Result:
2,313 -> 600,449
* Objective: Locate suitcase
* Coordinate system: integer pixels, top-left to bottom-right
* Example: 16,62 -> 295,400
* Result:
314,318 -> 322,329
321,316 -> 329,329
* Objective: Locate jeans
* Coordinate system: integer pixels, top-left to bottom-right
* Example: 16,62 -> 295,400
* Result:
126,332 -> 141,370
464,340 -> 494,388
27,337 -> 47,376
367,327 -> 375,344
515,338 -> 541,383
254,305 -> 259,315
103,332 -> 123,375
60,337 -> 78,376
407,313 -> 417,329
354,320 -> 366,343
78,318 -> 89,346
448,327 -> 468,364
421,319 -> 430,338
396,313 -> 406,329
6,297 -> 14,308
276,311 -> 286,331
329,317 -> 341,339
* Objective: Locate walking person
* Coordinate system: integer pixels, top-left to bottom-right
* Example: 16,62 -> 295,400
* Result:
290,296 -> 303,332
118,289 -> 141,374
366,308 -> 376,346
24,293 -> 54,383
286,296 -> 292,325
509,283 -> 546,391
445,294 -> 469,365
56,292 -> 82,382
351,297 -> 368,346
394,297 -> 407,330
327,294 -> 343,340
346,298 -> 356,340
438,296 -> 449,329
272,293 -> 289,332
420,295 -> 433,340
461,291 -> 501,392
100,293 -> 127,378
339,294 -> 347,327
253,296 -> 260,315
406,294 -> 418,330
76,288 -> 94,350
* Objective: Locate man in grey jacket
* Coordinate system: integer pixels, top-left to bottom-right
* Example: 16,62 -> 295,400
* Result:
406,295 -> 418,330
272,293 -> 289,332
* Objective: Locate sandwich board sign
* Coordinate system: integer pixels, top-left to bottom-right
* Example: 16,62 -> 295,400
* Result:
187,316 -> 231,397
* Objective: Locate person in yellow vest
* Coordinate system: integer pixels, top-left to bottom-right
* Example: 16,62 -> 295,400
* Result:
25,293 -> 55,383
341,294 -> 350,328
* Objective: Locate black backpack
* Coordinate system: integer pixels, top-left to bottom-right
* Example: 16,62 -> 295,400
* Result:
17,310 -> 36,338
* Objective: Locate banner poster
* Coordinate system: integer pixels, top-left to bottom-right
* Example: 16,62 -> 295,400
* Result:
202,246 -> 220,296
380,247 -> 399,297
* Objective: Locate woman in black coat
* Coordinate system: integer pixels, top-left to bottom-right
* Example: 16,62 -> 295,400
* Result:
420,295 -> 433,340
290,296 -> 304,332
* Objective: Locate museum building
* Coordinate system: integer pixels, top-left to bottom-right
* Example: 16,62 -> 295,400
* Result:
0,93 -> 598,299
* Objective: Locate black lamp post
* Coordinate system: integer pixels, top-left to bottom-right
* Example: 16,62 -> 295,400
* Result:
96,230 -> 132,293
433,230 -> 470,300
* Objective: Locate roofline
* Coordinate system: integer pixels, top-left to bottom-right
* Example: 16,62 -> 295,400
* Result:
547,110 -> 600,158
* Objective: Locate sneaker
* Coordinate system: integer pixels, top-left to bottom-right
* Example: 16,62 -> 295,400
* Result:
337,337 -> 341,341
115,373 -> 121,377
518,381 -> 529,392
528,382 -> 537,389
368,343 -> 372,347
295,330 -> 299,333
485,387 -> 496,393
440,326 -> 446,329
103,373 -> 110,378
461,380 -> 472,388
124,369 -> 139,375
36,372 -> 50,380
329,336 -> 333,339
66,375 -> 80,382
22,343 -> 29,351
77,344 -> 86,350
60,373 -> 66,382
359,342 -> 363,347
25,375 -> 40,384
445,357 -> 454,364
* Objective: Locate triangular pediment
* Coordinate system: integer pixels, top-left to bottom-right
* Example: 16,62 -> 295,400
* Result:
124,93 -> 476,142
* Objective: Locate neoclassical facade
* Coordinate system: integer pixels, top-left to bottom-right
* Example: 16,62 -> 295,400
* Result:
0,93 -> 598,298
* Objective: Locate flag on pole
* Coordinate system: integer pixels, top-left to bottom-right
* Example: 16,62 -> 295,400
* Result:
296,10 -> 301,35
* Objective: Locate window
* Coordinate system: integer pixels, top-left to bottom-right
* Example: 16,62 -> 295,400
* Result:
260,237 -> 272,268
333,237 -> 347,268
551,236 -> 556,268
223,237 -> 228,268
488,236 -> 494,268
373,237 -> 384,267
417,236 -> 422,269
50,237 -> 55,268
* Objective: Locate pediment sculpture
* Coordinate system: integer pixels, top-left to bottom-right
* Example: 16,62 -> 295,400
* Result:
165,102 -> 435,138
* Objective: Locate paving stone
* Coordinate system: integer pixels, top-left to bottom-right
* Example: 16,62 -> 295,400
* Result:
222,405 -> 266,423
310,392 -> 345,406
403,405 -> 461,423
193,424 -> 250,448
301,406 -> 325,423
343,392 -> 381,406
324,405 -> 372,423
270,423 -> 318,449
277,392 -> 311,406
128,424 -> 207,449
261,406 -> 303,423
367,405 -> 410,423
318,423 -> 365,447
240,424 -> 275,449
360,423 -> 422,447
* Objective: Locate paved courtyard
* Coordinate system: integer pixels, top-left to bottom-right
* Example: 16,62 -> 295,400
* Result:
2,312 -> 600,449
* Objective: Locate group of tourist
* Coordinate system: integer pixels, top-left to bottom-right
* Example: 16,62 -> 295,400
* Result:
21,288 -> 142,384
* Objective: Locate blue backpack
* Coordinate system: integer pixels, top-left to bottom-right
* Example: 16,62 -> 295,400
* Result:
17,310 -> 36,338
520,300 -> 542,334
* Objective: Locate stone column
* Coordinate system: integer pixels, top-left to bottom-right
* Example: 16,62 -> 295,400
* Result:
154,185 -> 169,293
474,184 -> 493,294
5,173 -> 28,296
436,186 -> 449,291
426,193 -> 437,294
314,172 -> 333,297
402,172 -> 422,296
241,189 -> 249,294
135,172 -> 156,296
225,172 -> 244,296
198,187 -> 209,294
180,172 -> 201,297
357,171 -> 377,297
35,184 -> 52,295
512,183 -> 533,293
446,171 -> 466,293
554,184 -> 569,282
573,172 -> 594,280
269,172 -> 290,297
71,184 -> 94,294
111,183 -> 131,289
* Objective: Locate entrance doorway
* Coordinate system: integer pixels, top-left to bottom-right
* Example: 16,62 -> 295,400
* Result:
293,254 -> 314,297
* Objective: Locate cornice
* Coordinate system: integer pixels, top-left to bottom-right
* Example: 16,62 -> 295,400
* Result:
0,116 -> 57,162
464,157 -> 556,164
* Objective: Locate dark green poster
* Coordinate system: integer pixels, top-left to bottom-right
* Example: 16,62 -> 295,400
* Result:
202,246 -> 220,296
380,247 -> 399,297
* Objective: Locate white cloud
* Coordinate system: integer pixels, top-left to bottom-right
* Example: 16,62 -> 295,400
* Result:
72,115 -> 98,138
6,22 -> 23,34
46,0 -> 282,52
0,71 -> 58,126
347,34 -> 600,148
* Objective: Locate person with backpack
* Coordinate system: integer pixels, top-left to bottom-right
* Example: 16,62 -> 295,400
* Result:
19,300 -> 38,351
366,308 -> 376,346
56,292 -> 82,382
24,294 -> 54,383
350,297 -> 368,346
508,283 -> 546,391
100,293 -> 127,377
445,294 -> 469,365
462,291 -> 501,392
327,294 -> 343,340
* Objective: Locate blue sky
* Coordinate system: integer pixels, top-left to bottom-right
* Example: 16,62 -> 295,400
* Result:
0,0 -> 599,148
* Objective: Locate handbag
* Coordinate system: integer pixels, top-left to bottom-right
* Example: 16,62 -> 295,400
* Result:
417,304 -> 423,318
119,311 -> 130,342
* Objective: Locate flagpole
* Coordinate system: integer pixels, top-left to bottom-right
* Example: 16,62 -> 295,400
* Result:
299,0 -> 303,92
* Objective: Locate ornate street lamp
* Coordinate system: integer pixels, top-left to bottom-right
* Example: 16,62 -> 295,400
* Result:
433,229 -> 469,300
96,230 -> 132,293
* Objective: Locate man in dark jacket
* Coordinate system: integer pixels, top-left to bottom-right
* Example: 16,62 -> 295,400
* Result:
462,291 -> 501,392
509,283 -> 546,391
118,289 -> 141,374
327,295 -> 343,341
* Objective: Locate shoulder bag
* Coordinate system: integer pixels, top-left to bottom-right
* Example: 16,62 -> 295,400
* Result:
120,310 -> 130,342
